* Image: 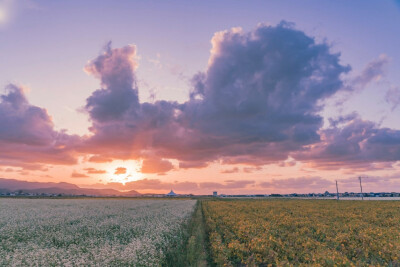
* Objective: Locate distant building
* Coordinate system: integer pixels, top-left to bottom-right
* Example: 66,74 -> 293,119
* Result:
213,191 -> 218,197
166,190 -> 177,197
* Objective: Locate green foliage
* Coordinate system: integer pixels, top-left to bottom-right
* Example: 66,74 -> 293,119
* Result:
163,201 -> 209,267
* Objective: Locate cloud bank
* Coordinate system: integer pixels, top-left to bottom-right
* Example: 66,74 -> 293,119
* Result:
1,21 -> 399,176
295,114 -> 400,170
0,84 -> 79,169
80,22 -> 367,173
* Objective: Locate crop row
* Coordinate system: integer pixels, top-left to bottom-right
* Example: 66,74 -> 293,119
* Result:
203,199 -> 400,266
0,198 -> 196,266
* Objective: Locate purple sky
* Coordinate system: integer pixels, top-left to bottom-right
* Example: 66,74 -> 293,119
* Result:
0,0 -> 399,194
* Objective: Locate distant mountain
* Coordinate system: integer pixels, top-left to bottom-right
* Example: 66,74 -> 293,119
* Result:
0,178 -> 80,191
0,178 -> 141,196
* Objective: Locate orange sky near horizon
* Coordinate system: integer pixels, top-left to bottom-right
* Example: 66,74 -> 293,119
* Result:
1,157 -> 399,195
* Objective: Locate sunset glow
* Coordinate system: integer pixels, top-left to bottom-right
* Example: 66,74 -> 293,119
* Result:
1,0 -> 400,195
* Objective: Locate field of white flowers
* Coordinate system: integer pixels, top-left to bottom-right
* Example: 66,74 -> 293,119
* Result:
0,198 -> 196,266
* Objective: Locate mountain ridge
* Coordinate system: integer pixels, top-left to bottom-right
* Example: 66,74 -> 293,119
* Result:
0,178 -> 141,196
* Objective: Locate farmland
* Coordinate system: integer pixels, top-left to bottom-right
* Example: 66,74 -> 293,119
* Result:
0,198 -> 196,266
1,198 -> 400,266
202,199 -> 400,266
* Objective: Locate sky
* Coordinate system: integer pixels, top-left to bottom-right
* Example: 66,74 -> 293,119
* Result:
1,0 -> 400,194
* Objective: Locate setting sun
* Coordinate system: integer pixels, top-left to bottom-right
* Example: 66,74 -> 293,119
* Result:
104,160 -> 143,184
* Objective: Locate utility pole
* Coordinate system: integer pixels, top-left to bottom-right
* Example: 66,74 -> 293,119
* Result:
336,180 -> 340,200
359,176 -> 364,200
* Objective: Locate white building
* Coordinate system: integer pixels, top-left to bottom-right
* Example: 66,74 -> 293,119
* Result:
166,190 -> 177,197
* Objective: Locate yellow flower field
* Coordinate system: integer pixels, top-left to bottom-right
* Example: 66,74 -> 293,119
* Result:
202,199 -> 400,266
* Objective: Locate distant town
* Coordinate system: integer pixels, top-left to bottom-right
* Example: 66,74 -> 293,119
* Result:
1,189 -> 400,198
1,178 -> 399,199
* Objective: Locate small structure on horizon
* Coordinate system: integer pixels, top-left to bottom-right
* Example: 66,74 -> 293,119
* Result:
166,190 -> 177,197
213,191 -> 218,197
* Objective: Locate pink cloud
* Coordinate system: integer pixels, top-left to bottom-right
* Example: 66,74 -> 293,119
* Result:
84,168 -> 106,174
71,171 -> 89,178
243,166 -> 262,173
140,158 -> 174,174
259,177 -> 334,191
294,116 -> 400,170
114,167 -> 127,175
0,85 -> 80,169
88,155 -> 113,163
220,167 -> 239,174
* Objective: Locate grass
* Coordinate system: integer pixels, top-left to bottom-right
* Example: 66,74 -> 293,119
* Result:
163,201 -> 209,267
